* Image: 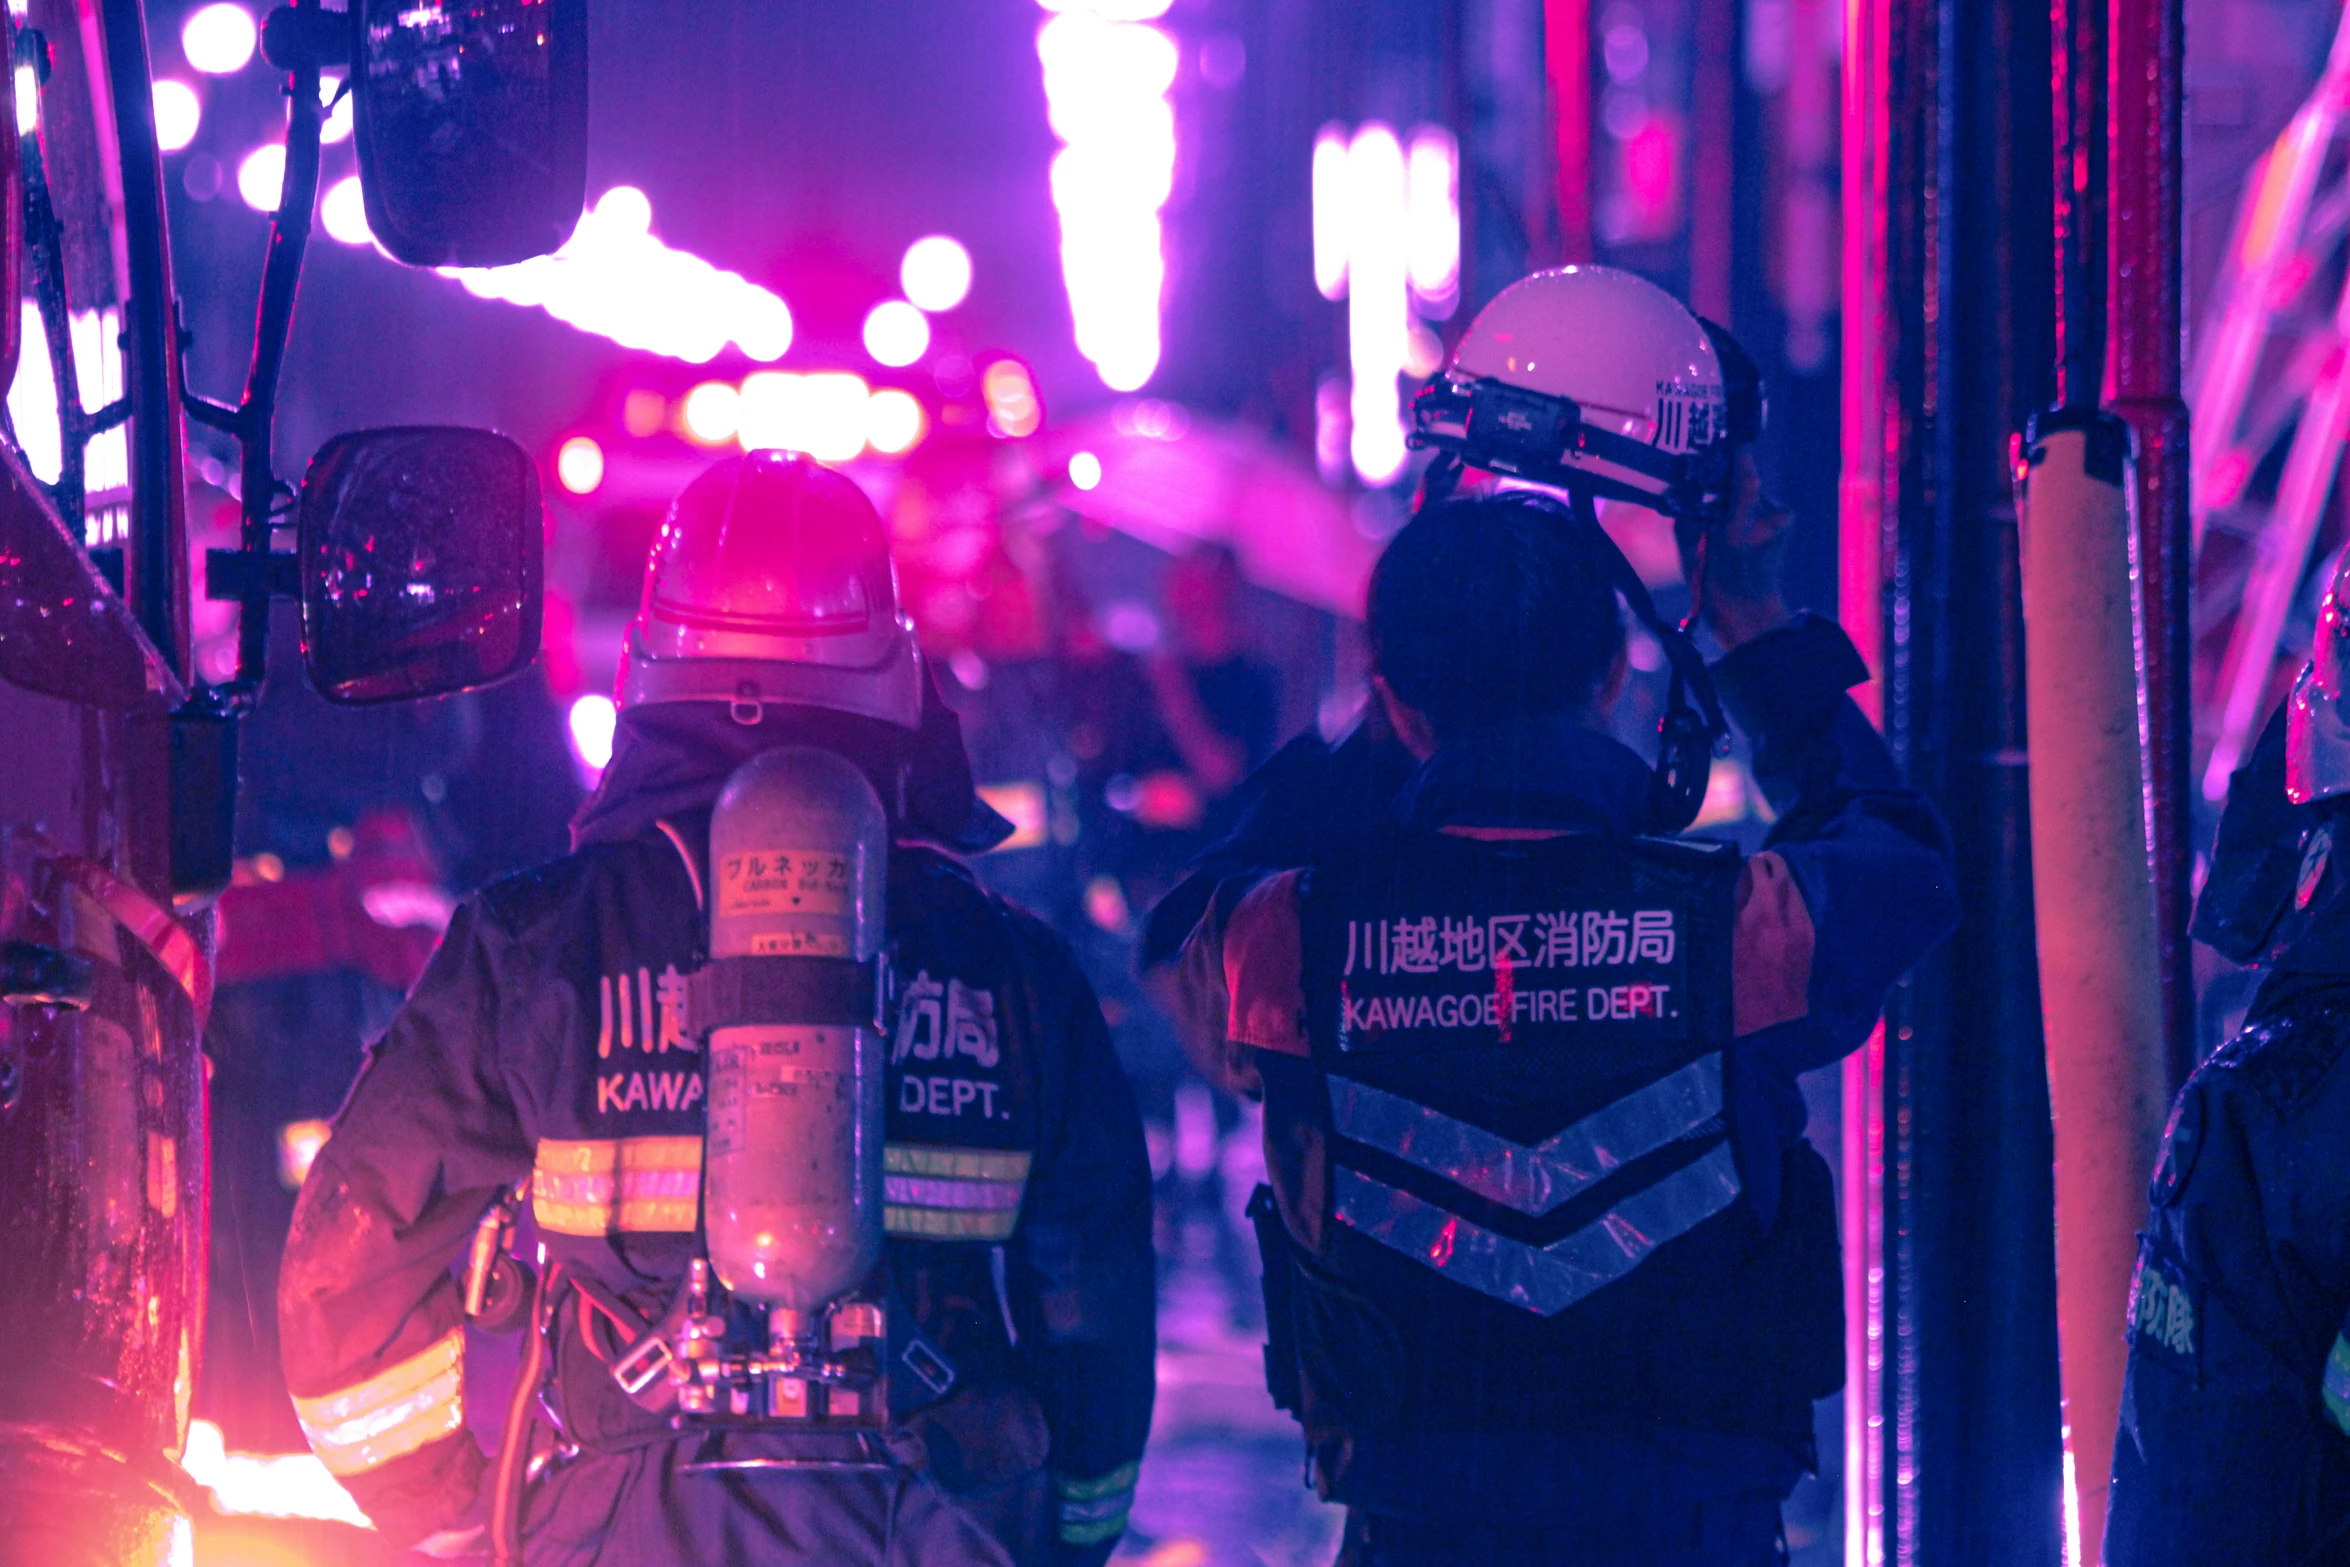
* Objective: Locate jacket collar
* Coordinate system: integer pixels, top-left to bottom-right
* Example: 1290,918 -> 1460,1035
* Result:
1392,716 -> 1652,837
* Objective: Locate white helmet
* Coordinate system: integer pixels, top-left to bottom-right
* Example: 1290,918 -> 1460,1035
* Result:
616,451 -> 924,727
1411,266 -> 1758,520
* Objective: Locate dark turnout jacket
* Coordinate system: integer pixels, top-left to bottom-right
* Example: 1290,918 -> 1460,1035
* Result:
277,808 -> 1155,1565
1173,615 -> 1958,1527
2106,960 -> 2350,1566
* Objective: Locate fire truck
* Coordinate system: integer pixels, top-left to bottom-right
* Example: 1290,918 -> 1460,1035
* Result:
0,3 -> 581,1562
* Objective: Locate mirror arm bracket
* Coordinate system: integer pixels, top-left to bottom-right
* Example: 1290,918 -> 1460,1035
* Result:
183,394 -> 238,436
220,2 -> 326,693
261,6 -> 351,72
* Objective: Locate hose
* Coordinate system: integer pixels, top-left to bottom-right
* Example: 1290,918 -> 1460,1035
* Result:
490,1260 -> 565,1567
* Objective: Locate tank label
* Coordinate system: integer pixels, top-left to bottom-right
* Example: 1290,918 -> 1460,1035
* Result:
716,850 -> 854,918
751,930 -> 852,957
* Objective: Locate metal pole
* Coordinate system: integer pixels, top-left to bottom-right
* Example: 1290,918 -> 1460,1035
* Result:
1838,0 -> 1892,1556
98,0 -> 187,682
2052,0 -> 2106,409
2106,0 -> 2191,1092
1545,0 -> 1591,263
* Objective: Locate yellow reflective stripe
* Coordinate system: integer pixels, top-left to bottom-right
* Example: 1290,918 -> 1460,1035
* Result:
1055,1460 -> 1140,1501
291,1327 -> 464,1478
1055,1461 -> 1139,1544
532,1136 -> 702,1236
2325,1335 -> 2350,1437
883,1145 -> 1032,1182
885,1205 -> 1022,1240
882,1144 -> 1029,1241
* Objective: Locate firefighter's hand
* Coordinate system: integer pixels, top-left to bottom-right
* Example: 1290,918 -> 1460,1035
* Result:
410,1524 -> 488,1561
1680,446 -> 1794,652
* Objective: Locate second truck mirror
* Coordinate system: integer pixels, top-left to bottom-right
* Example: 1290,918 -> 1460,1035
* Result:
298,426 -> 543,705
352,0 -> 587,268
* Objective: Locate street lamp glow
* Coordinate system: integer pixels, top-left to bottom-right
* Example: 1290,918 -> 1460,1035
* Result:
900,235 -> 973,312
151,80 -> 201,153
862,300 -> 931,368
181,4 -> 257,74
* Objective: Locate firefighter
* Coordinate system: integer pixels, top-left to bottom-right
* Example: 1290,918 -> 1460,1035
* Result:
2104,550 -> 2350,1564
1167,267 -> 1959,1565
278,451 -> 1155,1566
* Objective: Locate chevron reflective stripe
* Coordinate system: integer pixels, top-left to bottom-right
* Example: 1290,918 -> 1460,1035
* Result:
291,1327 -> 465,1477
1329,1057 -> 1724,1218
882,1144 -> 1031,1240
532,1136 -> 702,1235
1332,1141 -> 1742,1316
1054,1461 -> 1139,1545
2326,1334 -> 2350,1436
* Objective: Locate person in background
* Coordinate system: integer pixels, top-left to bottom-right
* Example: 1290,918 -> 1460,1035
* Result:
2105,545 -> 2350,1565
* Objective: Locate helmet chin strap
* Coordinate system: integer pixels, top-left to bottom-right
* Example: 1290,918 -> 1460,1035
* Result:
1406,461 -> 1727,836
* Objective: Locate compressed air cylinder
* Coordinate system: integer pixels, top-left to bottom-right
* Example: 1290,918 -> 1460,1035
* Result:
702,746 -> 888,1314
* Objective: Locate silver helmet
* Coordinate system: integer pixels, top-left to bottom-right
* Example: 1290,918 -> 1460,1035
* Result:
2286,549 -> 2350,804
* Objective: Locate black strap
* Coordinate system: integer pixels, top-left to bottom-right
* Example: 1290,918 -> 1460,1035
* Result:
1246,1184 -> 1305,1416
685,955 -> 881,1034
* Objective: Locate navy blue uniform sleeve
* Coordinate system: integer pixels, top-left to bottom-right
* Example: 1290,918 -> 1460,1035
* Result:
2107,1013 -> 2350,1565
276,900 -> 534,1547
1713,614 -> 1961,1076
1005,919 -> 1157,1563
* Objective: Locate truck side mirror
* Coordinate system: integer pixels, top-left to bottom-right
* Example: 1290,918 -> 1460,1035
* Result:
351,0 -> 588,268
298,427 -> 543,704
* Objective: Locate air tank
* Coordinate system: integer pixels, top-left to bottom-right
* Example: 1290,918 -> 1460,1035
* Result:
702,747 -> 888,1317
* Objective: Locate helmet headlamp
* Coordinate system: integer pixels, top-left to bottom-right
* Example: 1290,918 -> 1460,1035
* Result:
1410,376 -> 1733,523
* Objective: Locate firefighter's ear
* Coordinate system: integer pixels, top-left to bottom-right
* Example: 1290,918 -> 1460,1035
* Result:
1373,676 -> 1439,762
1596,643 -> 1631,714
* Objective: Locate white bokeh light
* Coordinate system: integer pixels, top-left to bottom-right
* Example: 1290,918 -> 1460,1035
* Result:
567,694 -> 617,777
681,381 -> 741,446
1312,125 -> 1350,300
151,79 -> 200,153
1037,7 -> 1176,392
1345,123 -> 1409,486
556,435 -> 604,495
900,235 -> 973,312
319,75 -> 353,143
736,372 -> 871,463
1069,450 -> 1103,490
864,388 -> 926,456
319,176 -> 370,244
862,300 -> 931,368
1405,126 -> 1460,311
181,4 -> 257,74
236,143 -> 284,211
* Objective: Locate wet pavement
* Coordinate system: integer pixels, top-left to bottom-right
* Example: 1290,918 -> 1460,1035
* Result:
1110,1201 -> 1344,1567
191,1109 -> 1840,1567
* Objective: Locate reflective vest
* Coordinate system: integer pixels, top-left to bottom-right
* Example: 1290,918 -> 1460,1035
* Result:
1255,827 -> 1840,1440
